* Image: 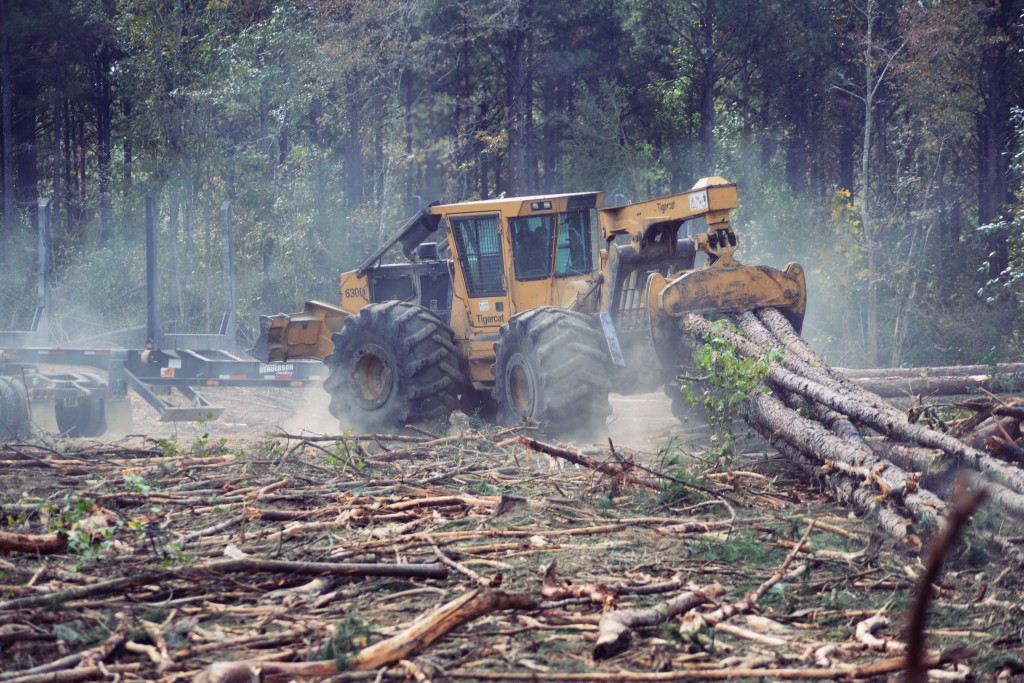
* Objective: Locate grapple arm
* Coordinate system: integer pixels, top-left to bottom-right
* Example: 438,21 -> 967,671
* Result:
251,300 -> 347,363
648,262 -> 807,332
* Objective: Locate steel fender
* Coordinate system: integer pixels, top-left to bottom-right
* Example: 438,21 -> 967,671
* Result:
648,262 -> 806,332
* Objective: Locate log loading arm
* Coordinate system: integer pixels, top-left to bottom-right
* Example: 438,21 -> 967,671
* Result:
597,177 -> 806,383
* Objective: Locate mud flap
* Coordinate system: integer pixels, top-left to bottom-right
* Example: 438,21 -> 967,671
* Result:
103,397 -> 133,435
597,313 -> 627,367
26,397 -> 59,434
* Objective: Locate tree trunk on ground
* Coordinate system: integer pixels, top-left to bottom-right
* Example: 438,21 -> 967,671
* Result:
741,390 -> 946,526
594,584 -> 724,660
848,373 -> 1024,399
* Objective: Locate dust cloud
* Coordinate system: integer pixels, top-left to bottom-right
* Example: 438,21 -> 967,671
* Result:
280,385 -> 338,435
607,391 -> 699,450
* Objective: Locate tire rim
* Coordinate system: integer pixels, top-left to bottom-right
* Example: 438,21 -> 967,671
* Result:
506,352 -> 536,418
350,343 -> 394,409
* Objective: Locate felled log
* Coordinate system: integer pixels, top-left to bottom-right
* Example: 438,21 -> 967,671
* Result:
846,374 -> 1023,399
836,363 -> 1024,380
762,429 -> 916,543
593,583 -> 724,660
0,530 -> 67,554
962,416 -> 1020,450
687,314 -> 1024,498
740,391 -> 945,532
197,557 -> 449,579
195,589 -> 537,683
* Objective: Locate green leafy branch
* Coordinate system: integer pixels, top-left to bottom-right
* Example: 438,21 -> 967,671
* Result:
682,320 -> 774,467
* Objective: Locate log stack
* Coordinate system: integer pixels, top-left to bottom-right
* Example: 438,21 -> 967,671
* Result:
684,308 -> 1024,563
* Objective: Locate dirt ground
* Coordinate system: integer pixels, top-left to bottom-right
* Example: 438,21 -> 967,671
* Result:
1,388 -> 1023,682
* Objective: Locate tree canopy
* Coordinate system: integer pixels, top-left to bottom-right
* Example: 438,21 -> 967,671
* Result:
1,0 -> 1022,367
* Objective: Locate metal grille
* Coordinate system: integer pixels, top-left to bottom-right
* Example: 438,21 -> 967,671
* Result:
616,269 -> 649,331
450,215 -> 506,298
615,265 -> 679,331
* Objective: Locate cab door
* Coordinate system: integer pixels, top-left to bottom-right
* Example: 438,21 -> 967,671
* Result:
448,213 -> 512,383
507,213 -> 557,312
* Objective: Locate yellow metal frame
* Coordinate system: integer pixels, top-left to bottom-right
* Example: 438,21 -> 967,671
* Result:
257,176 -> 807,393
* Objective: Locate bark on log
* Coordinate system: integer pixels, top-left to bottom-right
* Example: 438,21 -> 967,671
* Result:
754,309 -> 909,421
836,363 -> 1024,380
0,530 -> 66,554
688,314 -> 1024,498
847,374 -> 1022,399
740,392 -> 945,527
770,434 -> 915,542
963,416 -> 1020,450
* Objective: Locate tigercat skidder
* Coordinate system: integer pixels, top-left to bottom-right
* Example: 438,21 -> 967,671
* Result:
254,177 -> 806,435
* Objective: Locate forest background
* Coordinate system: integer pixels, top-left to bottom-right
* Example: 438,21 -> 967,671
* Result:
1,0 -> 1023,369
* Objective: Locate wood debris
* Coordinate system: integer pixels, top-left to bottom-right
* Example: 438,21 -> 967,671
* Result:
0,403 -> 1021,681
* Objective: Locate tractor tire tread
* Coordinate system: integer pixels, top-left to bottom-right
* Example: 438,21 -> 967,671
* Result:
324,302 -> 466,432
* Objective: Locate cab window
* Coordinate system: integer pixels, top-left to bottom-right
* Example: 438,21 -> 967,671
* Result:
509,215 -> 556,281
554,209 -> 593,276
450,214 -> 505,297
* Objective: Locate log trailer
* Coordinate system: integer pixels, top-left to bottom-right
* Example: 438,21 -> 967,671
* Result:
0,199 -> 324,440
255,177 -> 807,436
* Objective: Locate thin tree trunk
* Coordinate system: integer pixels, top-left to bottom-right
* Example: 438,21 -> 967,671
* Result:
169,191 -> 184,325
51,46 -> 61,238
346,76 -> 364,207
699,0 -> 716,171
861,0 -> 877,367
122,100 -> 132,191
977,0 -> 1014,278
95,47 -> 113,243
1,3 -> 15,252
506,0 -> 531,195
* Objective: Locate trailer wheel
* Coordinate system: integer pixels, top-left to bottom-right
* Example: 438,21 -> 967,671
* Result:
0,376 -> 29,440
323,302 -> 466,432
55,373 -> 107,438
492,307 -> 612,439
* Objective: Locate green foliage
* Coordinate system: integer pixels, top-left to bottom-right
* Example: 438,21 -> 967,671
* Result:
49,496 -> 121,563
681,321 -> 772,468
469,481 -> 501,496
558,80 -> 667,198
0,0 -> 1022,370
321,431 -> 368,472
123,474 -> 151,497
319,613 -> 373,670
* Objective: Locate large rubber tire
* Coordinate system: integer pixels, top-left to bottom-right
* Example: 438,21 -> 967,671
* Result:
0,376 -> 29,440
323,301 -> 466,432
491,307 -> 612,439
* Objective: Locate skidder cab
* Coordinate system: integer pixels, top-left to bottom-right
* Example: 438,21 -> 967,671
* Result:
254,177 -> 806,436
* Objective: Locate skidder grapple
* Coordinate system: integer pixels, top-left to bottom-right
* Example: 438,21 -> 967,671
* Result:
254,177 -> 806,436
